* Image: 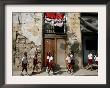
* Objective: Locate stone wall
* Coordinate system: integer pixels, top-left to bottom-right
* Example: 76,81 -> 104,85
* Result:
66,13 -> 83,68
12,12 -> 42,71
12,12 -> 83,71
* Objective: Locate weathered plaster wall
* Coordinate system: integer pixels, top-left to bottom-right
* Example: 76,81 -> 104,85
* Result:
12,13 -> 42,71
66,13 -> 83,69
13,12 -> 83,72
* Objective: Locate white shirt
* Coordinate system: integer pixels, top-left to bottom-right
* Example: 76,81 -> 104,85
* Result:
22,57 -> 28,64
95,57 -> 98,61
94,55 -> 96,60
88,53 -> 93,59
47,56 -> 49,60
66,56 -> 71,63
70,54 -> 74,60
49,56 -> 53,62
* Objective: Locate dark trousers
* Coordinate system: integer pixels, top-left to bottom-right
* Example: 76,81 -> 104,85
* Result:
33,64 -> 37,71
22,63 -> 27,72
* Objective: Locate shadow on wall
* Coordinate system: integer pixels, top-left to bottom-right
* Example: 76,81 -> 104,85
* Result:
70,41 -> 79,55
70,41 -> 80,72
73,58 -> 79,72
12,33 -> 42,71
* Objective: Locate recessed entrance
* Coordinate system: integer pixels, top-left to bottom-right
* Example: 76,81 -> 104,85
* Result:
44,38 -> 66,67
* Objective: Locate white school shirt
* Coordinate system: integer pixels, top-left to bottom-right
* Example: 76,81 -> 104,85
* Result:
22,57 -> 28,64
94,55 -> 96,60
88,53 -> 93,59
49,56 -> 53,62
70,54 -> 74,60
95,57 -> 98,61
47,56 -> 50,60
66,56 -> 71,63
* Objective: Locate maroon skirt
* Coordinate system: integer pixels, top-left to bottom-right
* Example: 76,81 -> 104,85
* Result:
67,63 -> 72,69
88,59 -> 93,65
49,62 -> 54,69
96,61 -> 98,65
46,59 -> 49,67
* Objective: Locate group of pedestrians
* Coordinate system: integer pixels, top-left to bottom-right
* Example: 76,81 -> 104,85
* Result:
65,51 -> 75,75
46,51 -> 75,75
21,50 -> 41,75
20,50 -> 98,76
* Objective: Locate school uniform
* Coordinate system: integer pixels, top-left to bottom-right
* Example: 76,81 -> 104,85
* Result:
66,56 -> 72,70
70,54 -> 75,65
49,56 -> 54,69
88,53 -> 93,65
95,57 -> 98,65
33,56 -> 38,66
32,55 -> 38,72
22,56 -> 28,72
46,56 -> 49,67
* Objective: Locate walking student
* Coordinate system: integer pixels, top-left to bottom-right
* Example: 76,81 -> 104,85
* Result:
46,51 -> 50,72
87,51 -> 93,71
21,52 -> 28,75
65,53 -> 73,74
32,52 -> 38,72
46,52 -> 55,75
70,51 -> 75,67
48,53 -> 54,75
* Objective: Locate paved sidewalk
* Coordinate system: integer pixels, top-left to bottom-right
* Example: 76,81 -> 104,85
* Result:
13,68 -> 98,76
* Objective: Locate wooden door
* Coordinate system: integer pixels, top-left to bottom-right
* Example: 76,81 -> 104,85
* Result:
44,39 -> 55,66
57,39 -> 66,67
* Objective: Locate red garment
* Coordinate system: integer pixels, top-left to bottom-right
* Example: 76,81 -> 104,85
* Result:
88,59 -> 93,65
67,63 -> 73,70
46,59 -> 49,67
48,61 -> 54,70
45,13 -> 64,19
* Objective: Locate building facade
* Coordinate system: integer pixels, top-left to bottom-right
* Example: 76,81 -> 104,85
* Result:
12,12 -> 98,71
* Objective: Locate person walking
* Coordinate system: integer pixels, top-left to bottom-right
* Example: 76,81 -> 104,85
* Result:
32,52 -> 38,72
86,51 -> 93,71
48,53 -> 54,75
21,52 -> 28,75
65,53 -> 73,75
46,51 -> 51,72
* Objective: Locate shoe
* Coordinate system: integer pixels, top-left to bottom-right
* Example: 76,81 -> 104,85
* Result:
20,72 -> 23,76
46,69 -> 48,72
71,72 -> 73,75
48,73 -> 50,76
91,69 -> 93,71
46,67 -> 48,72
68,71 -> 71,74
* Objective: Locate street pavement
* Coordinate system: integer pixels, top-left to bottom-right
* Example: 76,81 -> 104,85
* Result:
13,67 -> 98,76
